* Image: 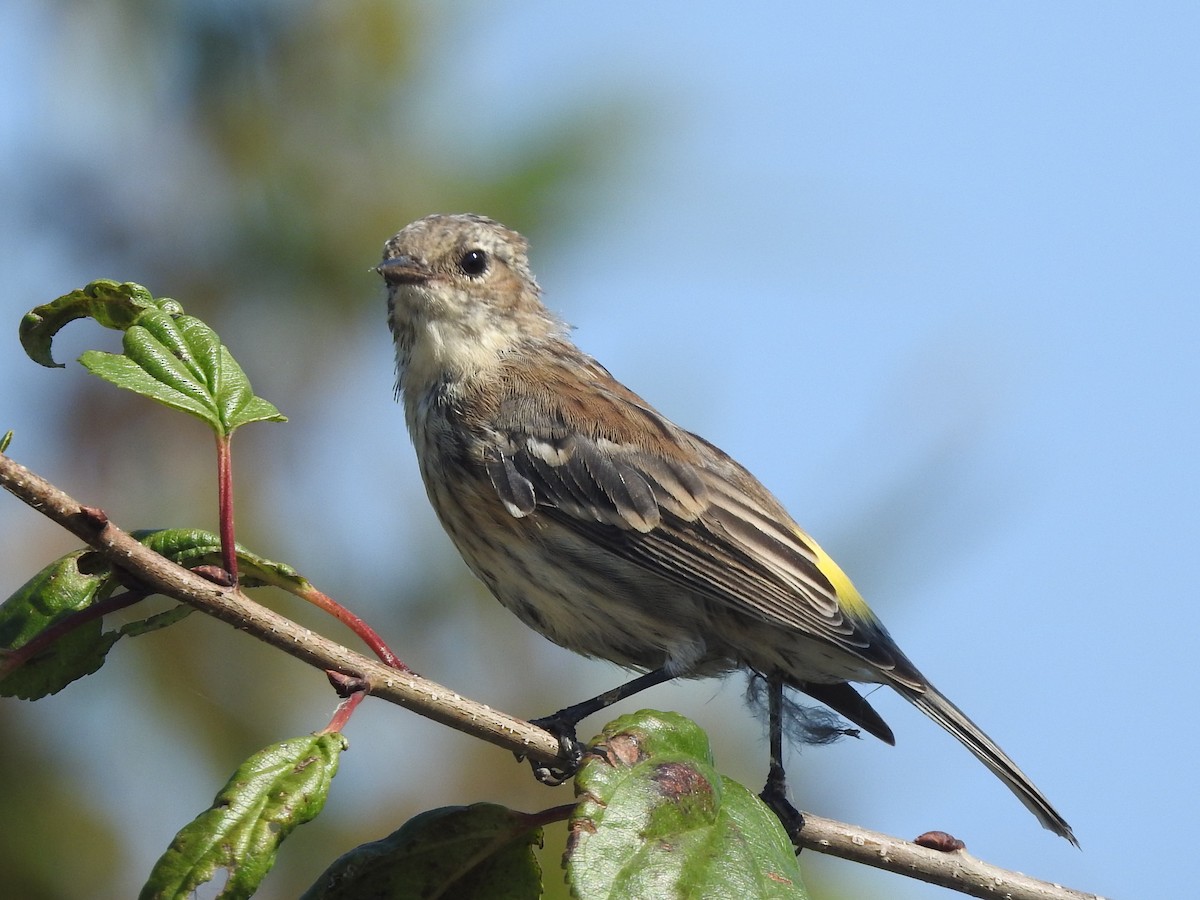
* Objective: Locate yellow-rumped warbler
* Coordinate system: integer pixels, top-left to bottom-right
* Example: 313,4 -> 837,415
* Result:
377,213 -> 1075,845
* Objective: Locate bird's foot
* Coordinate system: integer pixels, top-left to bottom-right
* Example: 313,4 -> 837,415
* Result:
525,712 -> 585,786
760,774 -> 805,851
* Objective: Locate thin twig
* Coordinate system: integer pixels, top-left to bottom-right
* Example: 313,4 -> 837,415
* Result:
321,683 -> 368,735
215,434 -> 240,582
0,450 -> 1102,900
294,582 -> 408,671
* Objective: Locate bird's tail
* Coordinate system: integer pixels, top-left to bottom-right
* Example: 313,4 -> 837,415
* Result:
898,681 -> 1078,846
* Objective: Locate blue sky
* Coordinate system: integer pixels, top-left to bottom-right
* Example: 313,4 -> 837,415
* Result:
434,9 -> 1197,893
3,4 -> 1197,898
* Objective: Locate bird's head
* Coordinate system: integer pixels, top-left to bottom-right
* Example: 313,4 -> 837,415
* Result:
378,213 -> 566,392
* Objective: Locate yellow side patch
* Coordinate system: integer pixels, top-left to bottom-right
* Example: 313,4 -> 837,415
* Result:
799,528 -> 877,622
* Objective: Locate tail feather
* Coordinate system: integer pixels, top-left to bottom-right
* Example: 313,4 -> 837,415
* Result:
898,682 -> 1078,846
799,681 -> 895,745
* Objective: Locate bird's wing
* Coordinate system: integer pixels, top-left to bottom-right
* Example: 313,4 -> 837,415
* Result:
484,358 -> 922,685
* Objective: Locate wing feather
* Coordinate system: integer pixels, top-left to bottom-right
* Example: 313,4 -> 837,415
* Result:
482,359 -> 918,678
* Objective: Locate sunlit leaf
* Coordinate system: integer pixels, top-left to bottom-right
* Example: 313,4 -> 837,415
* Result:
0,531 -> 303,699
133,528 -> 308,591
0,551 -> 120,699
567,710 -> 808,900
19,279 -> 181,368
22,281 -> 285,436
80,309 -> 285,436
140,733 -> 347,900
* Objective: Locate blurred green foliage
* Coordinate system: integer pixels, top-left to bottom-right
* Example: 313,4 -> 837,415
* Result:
3,2 -> 638,897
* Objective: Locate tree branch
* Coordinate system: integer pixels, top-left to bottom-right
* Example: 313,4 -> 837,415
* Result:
796,813 -> 1103,900
0,450 -> 1099,900
0,449 -> 561,764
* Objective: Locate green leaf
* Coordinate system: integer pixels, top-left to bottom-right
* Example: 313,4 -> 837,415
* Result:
141,733 -> 347,900
80,309 -> 286,436
213,346 -> 289,431
0,430 -> 12,453
117,604 -> 194,638
0,550 -> 121,699
300,803 -> 544,900
22,280 -> 285,435
80,345 -> 219,430
19,279 -> 181,368
567,710 -> 808,900
0,530 -> 301,699
132,528 -> 309,591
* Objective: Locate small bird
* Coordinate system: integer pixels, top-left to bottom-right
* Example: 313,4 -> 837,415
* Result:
378,212 -> 1075,845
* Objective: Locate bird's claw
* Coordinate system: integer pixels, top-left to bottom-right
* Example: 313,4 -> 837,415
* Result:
760,778 -> 805,851
528,714 -> 585,786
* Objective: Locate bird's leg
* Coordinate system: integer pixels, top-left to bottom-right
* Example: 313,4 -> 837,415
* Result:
527,667 -> 674,785
759,673 -> 805,847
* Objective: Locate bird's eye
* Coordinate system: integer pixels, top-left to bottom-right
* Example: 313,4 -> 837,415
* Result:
458,249 -> 489,277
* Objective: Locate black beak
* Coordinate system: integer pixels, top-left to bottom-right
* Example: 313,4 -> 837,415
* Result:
376,255 -> 433,285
